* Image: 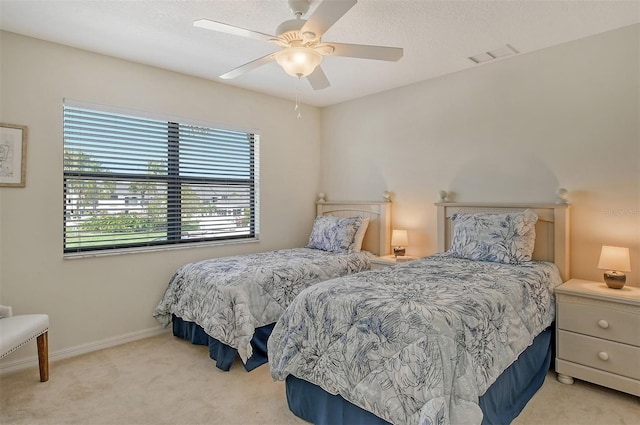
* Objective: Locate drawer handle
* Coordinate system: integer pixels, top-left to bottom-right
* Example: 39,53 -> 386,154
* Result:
598,320 -> 609,329
598,352 -> 609,361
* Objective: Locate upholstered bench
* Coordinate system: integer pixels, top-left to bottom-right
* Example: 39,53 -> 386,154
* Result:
0,305 -> 49,382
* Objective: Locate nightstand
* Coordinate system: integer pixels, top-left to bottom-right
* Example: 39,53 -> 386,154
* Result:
370,255 -> 418,270
555,278 -> 640,396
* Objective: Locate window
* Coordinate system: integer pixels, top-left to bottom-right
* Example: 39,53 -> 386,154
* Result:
63,100 -> 259,255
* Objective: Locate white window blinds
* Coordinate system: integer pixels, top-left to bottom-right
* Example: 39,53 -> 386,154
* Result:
63,101 -> 259,254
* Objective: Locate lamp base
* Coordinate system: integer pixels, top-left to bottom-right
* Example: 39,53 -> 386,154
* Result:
393,247 -> 406,258
604,271 -> 626,289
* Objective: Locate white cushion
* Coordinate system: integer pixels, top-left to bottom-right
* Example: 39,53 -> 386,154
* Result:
0,305 -> 12,318
351,218 -> 370,252
0,314 -> 49,358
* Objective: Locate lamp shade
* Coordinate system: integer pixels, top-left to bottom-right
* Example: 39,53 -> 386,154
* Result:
275,47 -> 322,77
597,246 -> 631,272
391,229 -> 408,247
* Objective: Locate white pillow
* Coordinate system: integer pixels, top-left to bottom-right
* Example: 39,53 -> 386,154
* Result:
351,217 -> 370,252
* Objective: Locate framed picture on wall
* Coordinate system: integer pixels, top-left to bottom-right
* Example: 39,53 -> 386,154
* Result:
0,123 -> 28,187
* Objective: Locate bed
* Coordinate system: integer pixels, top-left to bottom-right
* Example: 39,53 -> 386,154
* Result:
153,199 -> 391,371
268,200 -> 570,425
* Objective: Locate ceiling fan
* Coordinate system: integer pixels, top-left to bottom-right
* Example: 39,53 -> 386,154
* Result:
194,0 -> 403,90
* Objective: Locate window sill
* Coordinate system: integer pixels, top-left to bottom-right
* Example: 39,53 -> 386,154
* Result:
63,237 -> 260,260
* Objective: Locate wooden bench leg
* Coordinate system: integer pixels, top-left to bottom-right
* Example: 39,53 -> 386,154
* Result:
36,331 -> 49,382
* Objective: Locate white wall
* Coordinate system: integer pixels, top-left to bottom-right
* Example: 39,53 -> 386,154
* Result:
0,32 -> 322,364
320,24 -> 639,285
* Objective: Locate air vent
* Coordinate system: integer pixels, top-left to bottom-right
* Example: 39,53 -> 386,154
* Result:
469,44 -> 518,64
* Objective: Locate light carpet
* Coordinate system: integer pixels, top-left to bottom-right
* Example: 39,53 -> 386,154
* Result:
1,333 -> 638,425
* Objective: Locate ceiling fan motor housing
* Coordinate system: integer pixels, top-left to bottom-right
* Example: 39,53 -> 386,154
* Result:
277,18 -> 320,46
278,0 -> 313,43
276,19 -> 306,41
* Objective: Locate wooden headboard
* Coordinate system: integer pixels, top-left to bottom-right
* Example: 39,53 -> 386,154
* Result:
435,202 -> 571,281
317,200 -> 391,256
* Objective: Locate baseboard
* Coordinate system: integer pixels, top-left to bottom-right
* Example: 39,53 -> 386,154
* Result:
0,325 -> 171,376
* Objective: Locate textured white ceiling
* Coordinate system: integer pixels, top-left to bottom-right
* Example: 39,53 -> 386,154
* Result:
1,0 -> 638,107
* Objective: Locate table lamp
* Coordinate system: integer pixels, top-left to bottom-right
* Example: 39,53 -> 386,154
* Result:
391,229 -> 408,258
597,245 -> 631,289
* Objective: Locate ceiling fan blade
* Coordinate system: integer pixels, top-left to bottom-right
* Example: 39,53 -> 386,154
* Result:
220,53 -> 276,79
194,19 -> 276,43
329,42 -> 403,61
301,0 -> 357,37
307,66 -> 331,90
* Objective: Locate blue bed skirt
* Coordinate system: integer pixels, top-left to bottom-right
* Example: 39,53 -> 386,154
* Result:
286,326 -> 553,425
172,315 -> 274,372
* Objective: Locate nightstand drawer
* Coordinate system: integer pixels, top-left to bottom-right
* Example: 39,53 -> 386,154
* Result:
557,301 -> 640,346
558,330 -> 640,379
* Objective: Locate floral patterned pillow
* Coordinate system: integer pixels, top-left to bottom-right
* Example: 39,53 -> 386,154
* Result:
449,209 -> 538,264
307,216 -> 363,253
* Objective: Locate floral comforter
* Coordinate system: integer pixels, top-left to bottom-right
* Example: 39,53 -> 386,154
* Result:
268,254 -> 562,425
154,248 -> 372,363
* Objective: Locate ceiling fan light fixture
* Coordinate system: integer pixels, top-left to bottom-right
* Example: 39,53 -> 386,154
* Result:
275,47 -> 322,77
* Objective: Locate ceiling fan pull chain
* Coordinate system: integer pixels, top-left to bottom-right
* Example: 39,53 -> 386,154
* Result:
295,76 -> 302,119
